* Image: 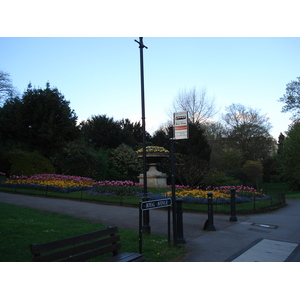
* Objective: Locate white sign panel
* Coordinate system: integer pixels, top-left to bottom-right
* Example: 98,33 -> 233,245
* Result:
141,198 -> 172,211
174,111 -> 189,140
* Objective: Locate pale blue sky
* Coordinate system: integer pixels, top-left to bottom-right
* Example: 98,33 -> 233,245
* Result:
1,37 -> 299,139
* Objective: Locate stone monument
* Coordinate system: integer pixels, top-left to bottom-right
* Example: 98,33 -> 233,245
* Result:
137,146 -> 169,188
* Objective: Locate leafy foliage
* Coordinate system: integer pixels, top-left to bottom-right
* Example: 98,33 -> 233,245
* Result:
110,144 -> 141,181
222,103 -> 275,162
175,153 -> 209,187
242,160 -> 263,188
278,76 -> 300,119
52,142 -> 108,181
0,83 -> 79,157
1,71 -> 297,188
80,114 -> 122,149
202,170 -> 241,188
277,121 -> 300,190
5,149 -> 55,176
151,122 -> 211,186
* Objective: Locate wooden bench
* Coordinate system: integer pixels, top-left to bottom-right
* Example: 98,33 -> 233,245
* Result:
30,226 -> 145,262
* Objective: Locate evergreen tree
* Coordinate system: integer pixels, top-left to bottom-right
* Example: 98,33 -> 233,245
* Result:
278,121 -> 300,190
80,115 -> 122,149
0,82 -> 79,157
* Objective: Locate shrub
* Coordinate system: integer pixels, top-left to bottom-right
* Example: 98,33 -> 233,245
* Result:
5,149 -> 55,176
52,142 -> 108,180
110,144 -> 141,181
202,170 -> 241,188
278,121 -> 300,190
242,160 -> 263,188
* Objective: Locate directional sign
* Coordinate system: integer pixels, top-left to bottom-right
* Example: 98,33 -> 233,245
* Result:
141,198 -> 172,211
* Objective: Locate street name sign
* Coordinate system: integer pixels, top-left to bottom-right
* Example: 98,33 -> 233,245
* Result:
141,198 -> 172,211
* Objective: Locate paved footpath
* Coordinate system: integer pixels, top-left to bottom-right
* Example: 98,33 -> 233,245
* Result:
1,191 -> 300,262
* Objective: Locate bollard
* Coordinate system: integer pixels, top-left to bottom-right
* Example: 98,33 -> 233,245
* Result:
230,188 -> 237,222
176,198 -> 186,244
206,192 -> 216,231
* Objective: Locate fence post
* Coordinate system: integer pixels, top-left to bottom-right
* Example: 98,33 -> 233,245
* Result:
270,195 -> 273,208
230,188 -> 237,222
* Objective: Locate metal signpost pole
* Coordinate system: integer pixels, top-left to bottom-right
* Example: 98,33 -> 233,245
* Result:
171,112 -> 188,245
135,37 -> 150,234
139,202 -> 143,254
170,126 -> 177,246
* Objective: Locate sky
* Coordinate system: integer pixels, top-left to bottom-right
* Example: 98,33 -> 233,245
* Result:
1,1 -> 300,141
1,37 -> 299,140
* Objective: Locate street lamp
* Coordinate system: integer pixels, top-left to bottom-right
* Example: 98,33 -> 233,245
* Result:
135,37 -> 150,234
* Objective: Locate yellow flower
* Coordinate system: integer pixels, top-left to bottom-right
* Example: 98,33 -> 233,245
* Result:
166,189 -> 229,199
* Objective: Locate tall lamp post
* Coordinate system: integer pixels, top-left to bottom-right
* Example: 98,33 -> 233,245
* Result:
135,37 -> 150,234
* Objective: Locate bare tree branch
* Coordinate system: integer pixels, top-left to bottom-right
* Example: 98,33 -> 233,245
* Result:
0,71 -> 18,104
168,86 -> 218,124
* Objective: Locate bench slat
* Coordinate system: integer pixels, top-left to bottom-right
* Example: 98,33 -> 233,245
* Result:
32,236 -> 121,262
30,226 -> 145,262
30,227 -> 118,255
62,244 -> 122,262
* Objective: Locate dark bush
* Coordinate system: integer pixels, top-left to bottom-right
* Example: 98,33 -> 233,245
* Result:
51,142 -> 109,180
5,149 -> 56,176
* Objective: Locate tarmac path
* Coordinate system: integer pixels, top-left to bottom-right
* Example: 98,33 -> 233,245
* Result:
1,191 -> 300,262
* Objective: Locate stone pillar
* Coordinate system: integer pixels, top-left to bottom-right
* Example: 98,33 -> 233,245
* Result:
138,163 -> 168,188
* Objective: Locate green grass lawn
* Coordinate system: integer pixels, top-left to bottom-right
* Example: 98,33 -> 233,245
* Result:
0,202 -> 186,262
258,182 -> 300,199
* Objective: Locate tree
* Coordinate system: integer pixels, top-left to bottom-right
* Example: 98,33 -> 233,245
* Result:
175,122 -> 211,160
170,87 -> 218,124
52,142 -> 108,180
150,122 -> 211,186
203,121 -> 227,170
174,122 -> 211,186
0,97 -> 23,149
110,143 -> 141,181
242,160 -> 263,188
80,115 -> 122,150
0,71 -> 18,105
0,83 -> 79,157
278,77 -> 300,119
222,103 -> 276,162
151,125 -> 171,149
277,121 -> 300,190
118,118 -> 144,149
175,153 -> 209,187
277,132 -> 285,155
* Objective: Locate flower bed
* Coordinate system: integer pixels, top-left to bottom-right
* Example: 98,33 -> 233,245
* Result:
0,172 -> 283,212
136,146 -> 169,154
0,172 -> 270,205
1,174 -> 95,193
87,180 -> 143,197
0,174 -> 144,195
165,185 -> 269,204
